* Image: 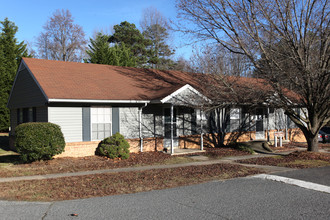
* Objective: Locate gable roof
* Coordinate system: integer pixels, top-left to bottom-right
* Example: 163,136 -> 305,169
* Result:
15,58 -> 299,106
21,58 -> 199,102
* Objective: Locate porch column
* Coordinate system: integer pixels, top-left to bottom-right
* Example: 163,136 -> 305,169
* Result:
170,104 -> 174,154
139,107 -> 143,152
200,109 -> 204,151
285,115 -> 288,140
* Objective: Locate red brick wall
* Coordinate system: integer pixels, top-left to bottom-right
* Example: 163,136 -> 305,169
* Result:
55,128 -> 306,158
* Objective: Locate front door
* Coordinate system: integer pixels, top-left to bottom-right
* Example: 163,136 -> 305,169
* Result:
255,108 -> 265,139
164,107 -> 179,148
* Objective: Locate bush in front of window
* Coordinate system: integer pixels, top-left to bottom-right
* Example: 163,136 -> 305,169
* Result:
95,132 -> 130,159
15,122 -> 65,163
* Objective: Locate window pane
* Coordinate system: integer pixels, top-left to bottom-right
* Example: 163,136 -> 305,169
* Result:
98,114 -> 104,123
92,131 -> 98,140
105,131 -> 111,138
165,124 -> 171,138
98,123 -> 104,131
98,131 -> 105,140
105,123 -> 111,131
104,108 -> 111,115
92,124 -> 97,131
92,114 -> 98,123
28,108 -> 33,122
98,107 -> 104,114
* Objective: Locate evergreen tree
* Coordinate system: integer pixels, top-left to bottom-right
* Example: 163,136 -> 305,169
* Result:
143,24 -> 174,69
85,33 -> 136,67
85,33 -> 112,64
0,18 -> 28,131
109,21 -> 151,67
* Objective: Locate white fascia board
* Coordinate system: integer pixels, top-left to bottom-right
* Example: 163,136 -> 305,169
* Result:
160,84 -> 209,103
48,99 -> 150,104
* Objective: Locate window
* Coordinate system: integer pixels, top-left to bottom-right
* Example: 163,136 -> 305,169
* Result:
17,107 -> 36,125
164,108 -> 177,138
91,107 -> 111,140
229,108 -> 240,132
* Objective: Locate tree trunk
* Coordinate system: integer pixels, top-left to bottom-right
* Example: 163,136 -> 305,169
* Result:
306,133 -> 319,152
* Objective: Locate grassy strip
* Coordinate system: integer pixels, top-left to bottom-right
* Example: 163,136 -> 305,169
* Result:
0,164 -> 261,201
0,148 -> 250,178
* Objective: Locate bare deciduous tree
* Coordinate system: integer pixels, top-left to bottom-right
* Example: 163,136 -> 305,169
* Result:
189,44 -> 253,76
37,9 -> 87,62
176,0 -> 330,151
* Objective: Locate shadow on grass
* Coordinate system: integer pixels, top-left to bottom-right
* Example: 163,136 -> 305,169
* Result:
0,154 -> 21,164
0,135 -> 22,164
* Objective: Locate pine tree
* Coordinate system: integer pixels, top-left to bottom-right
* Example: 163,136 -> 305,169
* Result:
143,24 -> 174,69
85,33 -> 112,64
109,21 -> 151,67
85,33 -> 136,67
0,18 -> 28,131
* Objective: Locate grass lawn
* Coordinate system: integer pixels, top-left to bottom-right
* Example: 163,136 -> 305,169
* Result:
0,163 -> 262,201
0,137 -> 329,202
0,148 -> 250,178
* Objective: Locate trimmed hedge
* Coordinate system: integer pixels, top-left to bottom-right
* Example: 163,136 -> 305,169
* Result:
15,122 -> 65,163
95,132 -> 130,159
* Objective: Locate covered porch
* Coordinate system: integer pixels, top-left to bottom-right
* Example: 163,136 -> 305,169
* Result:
158,84 -> 210,155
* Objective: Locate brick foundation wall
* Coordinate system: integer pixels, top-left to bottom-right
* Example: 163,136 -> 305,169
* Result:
53,128 -> 307,158
56,137 -> 165,158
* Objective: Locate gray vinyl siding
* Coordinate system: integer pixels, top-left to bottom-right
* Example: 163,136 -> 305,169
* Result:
275,109 -> 286,130
7,67 -> 47,109
177,107 -> 193,136
9,109 -> 17,135
119,107 -> 140,139
142,105 -> 163,138
119,105 -> 165,139
36,106 -> 48,122
10,107 -> 48,135
48,107 -> 83,142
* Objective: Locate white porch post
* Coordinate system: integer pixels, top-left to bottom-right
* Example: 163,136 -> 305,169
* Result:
200,108 -> 204,151
139,107 -> 143,152
170,104 -> 174,154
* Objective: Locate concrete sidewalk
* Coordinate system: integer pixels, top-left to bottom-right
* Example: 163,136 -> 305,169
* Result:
0,153 -> 298,183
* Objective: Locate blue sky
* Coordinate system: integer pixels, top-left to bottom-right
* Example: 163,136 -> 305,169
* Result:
0,0 -> 193,59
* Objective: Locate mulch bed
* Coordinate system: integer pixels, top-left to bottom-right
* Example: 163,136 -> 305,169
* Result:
0,147 -> 249,178
237,151 -> 330,169
0,163 -> 262,201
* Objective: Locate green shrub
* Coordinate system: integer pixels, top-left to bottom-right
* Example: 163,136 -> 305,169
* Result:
95,133 -> 130,159
15,122 -> 65,163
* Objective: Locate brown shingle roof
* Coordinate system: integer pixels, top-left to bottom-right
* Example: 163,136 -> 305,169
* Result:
22,58 -> 196,101
22,58 -> 299,104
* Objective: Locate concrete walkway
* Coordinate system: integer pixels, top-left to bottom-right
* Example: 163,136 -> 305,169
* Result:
0,153 -> 298,183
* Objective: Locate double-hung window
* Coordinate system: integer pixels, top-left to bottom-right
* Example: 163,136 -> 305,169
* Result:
91,107 -> 111,140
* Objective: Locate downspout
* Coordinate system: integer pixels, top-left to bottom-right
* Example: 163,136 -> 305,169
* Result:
139,103 -> 148,152
267,107 -> 270,142
200,108 -> 204,151
170,104 -> 174,154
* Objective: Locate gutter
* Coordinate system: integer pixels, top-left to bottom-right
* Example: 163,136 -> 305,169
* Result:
48,99 -> 150,104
